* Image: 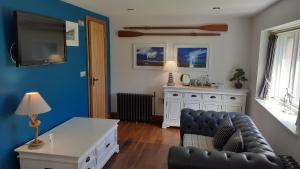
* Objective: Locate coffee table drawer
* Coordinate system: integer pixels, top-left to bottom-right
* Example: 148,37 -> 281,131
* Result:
95,129 -> 117,161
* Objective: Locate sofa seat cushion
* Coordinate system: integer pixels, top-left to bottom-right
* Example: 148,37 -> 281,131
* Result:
183,134 -> 215,151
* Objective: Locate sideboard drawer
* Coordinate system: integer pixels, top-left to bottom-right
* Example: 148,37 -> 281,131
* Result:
223,95 -> 242,104
167,92 -> 183,99
185,93 -> 202,101
203,94 -> 221,102
223,104 -> 243,113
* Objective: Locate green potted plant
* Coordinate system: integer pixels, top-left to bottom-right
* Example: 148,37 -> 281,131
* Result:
230,68 -> 248,89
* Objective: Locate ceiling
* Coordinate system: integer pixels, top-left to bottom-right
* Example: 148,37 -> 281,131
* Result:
63,0 -> 280,17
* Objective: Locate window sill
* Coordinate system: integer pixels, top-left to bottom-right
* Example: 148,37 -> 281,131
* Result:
255,98 -> 300,136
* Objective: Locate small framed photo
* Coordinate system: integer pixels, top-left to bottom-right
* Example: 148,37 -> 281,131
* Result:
133,43 -> 167,70
66,21 -> 79,46
174,44 -> 209,71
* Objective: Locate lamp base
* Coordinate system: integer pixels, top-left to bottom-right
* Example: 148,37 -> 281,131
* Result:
28,114 -> 44,149
28,139 -> 44,150
167,82 -> 175,86
167,72 -> 175,86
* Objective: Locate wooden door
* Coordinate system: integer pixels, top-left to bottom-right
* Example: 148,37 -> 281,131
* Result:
86,16 -> 107,118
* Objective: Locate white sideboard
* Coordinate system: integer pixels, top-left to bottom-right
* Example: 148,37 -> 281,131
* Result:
163,85 -> 248,128
15,117 -> 119,169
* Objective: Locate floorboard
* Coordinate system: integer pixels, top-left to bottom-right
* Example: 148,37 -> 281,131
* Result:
103,122 -> 180,169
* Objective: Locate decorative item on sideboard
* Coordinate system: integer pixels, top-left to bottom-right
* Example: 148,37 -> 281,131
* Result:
164,61 -> 178,86
180,74 -> 191,86
15,92 -> 51,149
230,68 -> 248,89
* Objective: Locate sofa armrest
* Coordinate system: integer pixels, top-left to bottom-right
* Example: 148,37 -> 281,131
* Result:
168,146 -> 283,169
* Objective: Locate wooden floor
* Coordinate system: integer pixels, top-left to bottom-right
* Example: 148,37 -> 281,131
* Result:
103,121 -> 180,169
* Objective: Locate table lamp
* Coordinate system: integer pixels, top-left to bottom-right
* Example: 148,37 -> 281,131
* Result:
164,61 -> 178,86
15,92 -> 51,149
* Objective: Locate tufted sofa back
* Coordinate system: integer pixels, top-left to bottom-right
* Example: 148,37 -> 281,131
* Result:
180,109 -> 277,157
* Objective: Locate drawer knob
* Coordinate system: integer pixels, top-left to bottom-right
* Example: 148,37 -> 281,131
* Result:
191,95 -> 197,97
210,96 -> 216,99
86,156 -> 90,163
230,97 -> 236,100
106,143 -> 110,148
173,94 -> 178,96
45,168 -> 53,169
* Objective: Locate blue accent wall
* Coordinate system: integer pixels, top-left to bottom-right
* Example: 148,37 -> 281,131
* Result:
0,1 -> 110,168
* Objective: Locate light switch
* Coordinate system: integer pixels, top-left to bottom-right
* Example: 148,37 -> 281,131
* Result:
80,71 -> 86,77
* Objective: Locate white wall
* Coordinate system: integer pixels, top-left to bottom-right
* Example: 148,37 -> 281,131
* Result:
249,0 -> 300,162
110,16 -> 251,115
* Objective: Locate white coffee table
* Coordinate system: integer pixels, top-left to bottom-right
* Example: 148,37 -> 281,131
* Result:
15,117 -> 119,169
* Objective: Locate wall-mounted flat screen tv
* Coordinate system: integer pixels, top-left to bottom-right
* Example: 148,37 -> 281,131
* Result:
14,11 -> 66,67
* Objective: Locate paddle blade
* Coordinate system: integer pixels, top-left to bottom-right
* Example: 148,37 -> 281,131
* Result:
118,31 -> 144,37
199,24 -> 228,32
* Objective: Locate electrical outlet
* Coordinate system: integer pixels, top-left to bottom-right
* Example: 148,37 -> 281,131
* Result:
80,71 -> 86,77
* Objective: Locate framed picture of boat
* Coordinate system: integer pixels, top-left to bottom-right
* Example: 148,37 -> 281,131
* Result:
133,43 -> 167,70
174,44 -> 209,71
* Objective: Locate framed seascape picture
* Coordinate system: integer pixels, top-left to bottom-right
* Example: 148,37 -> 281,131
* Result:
66,21 -> 79,46
133,43 -> 167,70
174,44 -> 209,71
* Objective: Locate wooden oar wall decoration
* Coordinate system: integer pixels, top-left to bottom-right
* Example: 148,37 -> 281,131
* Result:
118,24 -> 228,37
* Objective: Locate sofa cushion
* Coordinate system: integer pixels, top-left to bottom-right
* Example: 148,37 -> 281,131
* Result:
223,129 -> 244,152
183,134 -> 215,151
213,115 -> 235,149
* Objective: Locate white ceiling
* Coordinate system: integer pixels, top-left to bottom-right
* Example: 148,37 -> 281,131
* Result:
63,0 -> 280,17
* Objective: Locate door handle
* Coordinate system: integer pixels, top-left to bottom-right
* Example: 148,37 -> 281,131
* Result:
92,77 -> 99,85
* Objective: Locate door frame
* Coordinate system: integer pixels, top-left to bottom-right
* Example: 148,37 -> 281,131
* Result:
86,16 -> 108,118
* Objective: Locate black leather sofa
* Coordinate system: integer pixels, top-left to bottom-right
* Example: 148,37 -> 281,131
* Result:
168,109 -> 284,169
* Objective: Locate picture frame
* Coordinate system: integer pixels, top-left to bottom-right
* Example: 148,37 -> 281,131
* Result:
66,21 -> 79,46
133,43 -> 167,70
174,44 -> 209,71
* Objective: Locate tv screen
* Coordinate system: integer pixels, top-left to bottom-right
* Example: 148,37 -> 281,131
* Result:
15,11 -> 66,66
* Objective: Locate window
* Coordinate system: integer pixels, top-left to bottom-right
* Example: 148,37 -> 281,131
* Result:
269,30 -> 300,113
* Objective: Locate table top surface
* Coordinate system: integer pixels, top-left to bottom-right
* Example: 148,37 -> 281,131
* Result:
163,84 -> 248,94
15,117 -> 119,158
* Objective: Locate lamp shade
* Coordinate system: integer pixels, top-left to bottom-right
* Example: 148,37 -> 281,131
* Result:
15,92 -> 51,115
164,61 -> 178,72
